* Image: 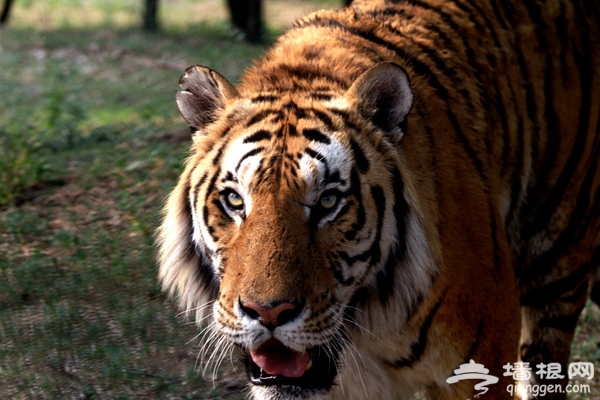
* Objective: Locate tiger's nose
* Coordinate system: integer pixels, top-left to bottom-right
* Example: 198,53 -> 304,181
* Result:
240,300 -> 303,329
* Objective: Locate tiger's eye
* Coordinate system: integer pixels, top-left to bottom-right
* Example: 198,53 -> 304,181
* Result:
319,193 -> 337,209
226,191 -> 244,210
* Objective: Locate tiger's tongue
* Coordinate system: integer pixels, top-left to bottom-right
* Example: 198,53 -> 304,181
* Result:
250,338 -> 309,378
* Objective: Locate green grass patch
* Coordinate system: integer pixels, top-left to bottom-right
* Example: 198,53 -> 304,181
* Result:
0,1 -> 269,397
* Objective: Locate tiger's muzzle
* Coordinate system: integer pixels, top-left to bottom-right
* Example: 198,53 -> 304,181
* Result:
235,298 -> 342,391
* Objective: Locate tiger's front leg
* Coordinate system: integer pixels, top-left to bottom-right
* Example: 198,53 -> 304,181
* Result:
516,247 -> 597,399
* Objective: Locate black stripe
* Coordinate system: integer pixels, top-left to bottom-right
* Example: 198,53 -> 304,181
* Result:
349,139 -> 369,174
267,154 -> 279,170
523,1 -> 548,52
218,124 -> 233,138
453,0 -> 503,48
252,159 -> 267,186
500,4 -> 525,227
376,168 -> 408,305
182,185 -> 219,297
503,109 -> 525,228
278,64 -> 350,89
309,93 -> 333,101
283,100 -> 301,114
328,253 -> 355,286
311,109 -> 335,129
489,201 -> 502,277
212,198 -> 234,222
350,169 -> 365,233
366,185 -> 385,267
222,171 -> 237,183
181,180 -> 192,225
304,148 -> 325,161
344,229 -> 356,241
528,1 -> 561,205
339,185 -> 386,287
498,85 -> 512,175
415,107 -> 437,179
235,147 -> 265,173
345,287 -> 369,321
538,306 -> 585,333
488,0 -> 509,30
287,124 -> 299,137
303,128 -> 331,144
338,175 -> 366,261
555,1 -> 570,82
244,129 -> 272,144
284,153 -> 301,172
464,320 -> 485,363
325,170 -> 344,185
251,95 -> 279,103
202,167 -> 221,244
336,199 -> 352,219
502,2 -> 536,230
390,294 -> 444,368
182,179 -> 218,295
327,108 -> 361,133
192,172 -> 208,210
305,148 -> 330,180
588,247 -> 600,305
245,110 -> 280,128
211,142 -> 227,166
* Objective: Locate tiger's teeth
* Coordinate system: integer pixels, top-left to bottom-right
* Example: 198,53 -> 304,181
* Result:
306,357 -> 313,371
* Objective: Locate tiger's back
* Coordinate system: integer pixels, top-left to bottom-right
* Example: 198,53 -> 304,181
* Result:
157,1 -> 600,399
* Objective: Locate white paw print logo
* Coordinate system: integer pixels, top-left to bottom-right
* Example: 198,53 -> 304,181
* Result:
446,359 -> 499,397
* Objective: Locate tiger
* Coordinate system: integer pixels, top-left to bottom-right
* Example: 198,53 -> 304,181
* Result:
156,0 -> 600,399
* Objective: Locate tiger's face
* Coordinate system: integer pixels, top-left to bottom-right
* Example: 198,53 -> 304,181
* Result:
158,63 -> 415,398
204,103 -> 372,392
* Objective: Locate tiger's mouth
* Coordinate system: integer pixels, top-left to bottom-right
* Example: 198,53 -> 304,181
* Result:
245,338 -> 340,389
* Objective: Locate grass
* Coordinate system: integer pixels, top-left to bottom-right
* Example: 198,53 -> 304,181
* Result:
0,0 -> 598,399
0,1 -> 298,398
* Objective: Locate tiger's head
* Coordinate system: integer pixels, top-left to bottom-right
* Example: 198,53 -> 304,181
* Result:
157,63 -> 436,398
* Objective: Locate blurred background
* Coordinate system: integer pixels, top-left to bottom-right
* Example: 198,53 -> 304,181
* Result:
0,0 -> 597,399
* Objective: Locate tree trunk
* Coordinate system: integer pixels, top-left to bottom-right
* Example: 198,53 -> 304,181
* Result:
227,0 -> 263,43
143,0 -> 160,32
1,0 -> 14,25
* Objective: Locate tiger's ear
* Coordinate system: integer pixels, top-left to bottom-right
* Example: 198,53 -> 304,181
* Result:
346,62 -> 413,141
176,65 -> 240,134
